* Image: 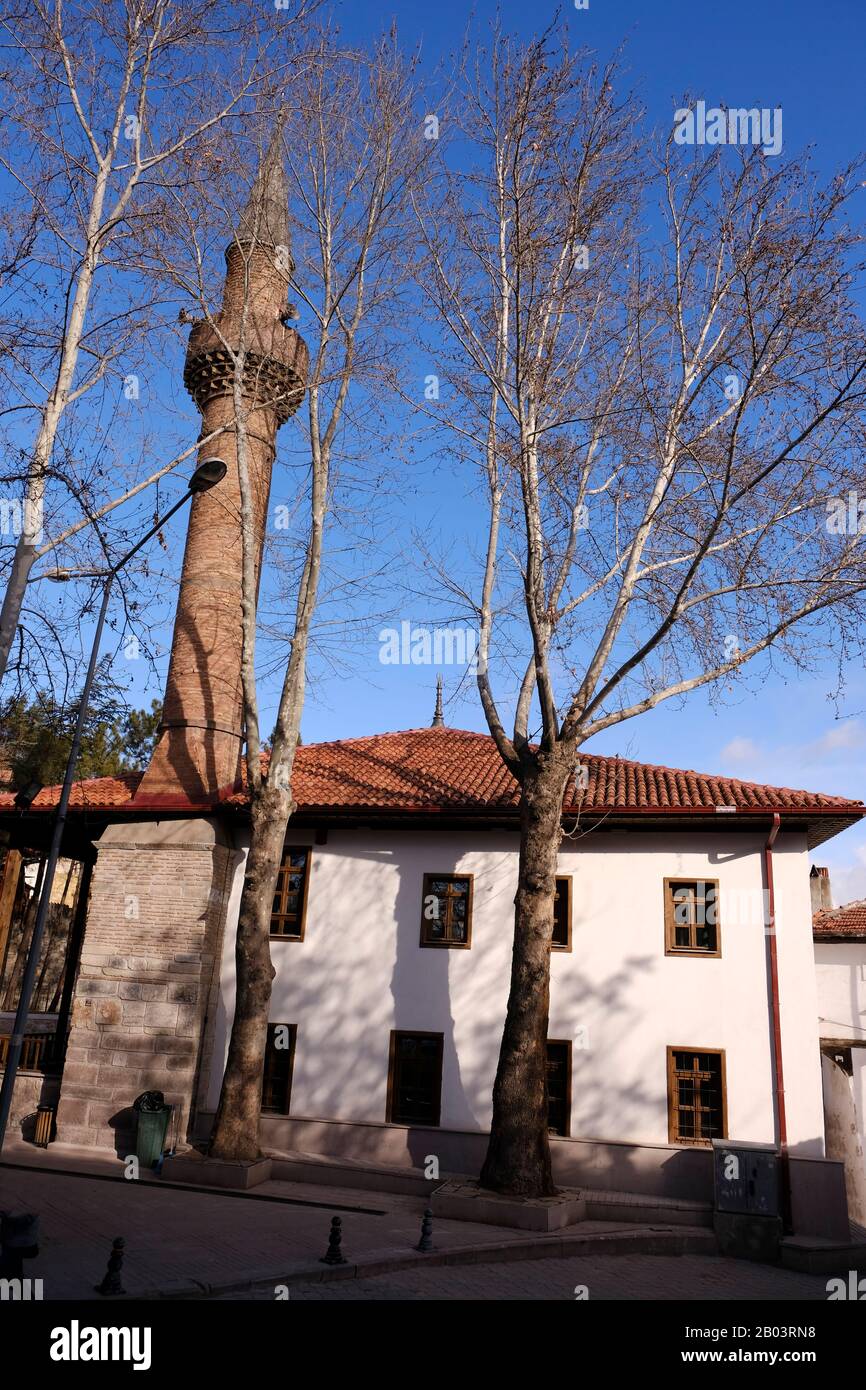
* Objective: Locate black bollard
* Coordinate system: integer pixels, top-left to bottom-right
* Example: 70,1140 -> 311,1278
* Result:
95,1236 -> 126,1296
416,1208 -> 434,1252
320,1216 -> 347,1266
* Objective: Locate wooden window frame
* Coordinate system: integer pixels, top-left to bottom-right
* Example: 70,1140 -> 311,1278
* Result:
667,1045 -> 727,1147
270,847 -> 312,941
386,1029 -> 444,1127
663,877 -> 721,957
261,1022 -> 297,1116
419,873 -> 474,949
546,1038 -> 572,1137
551,876 -> 572,952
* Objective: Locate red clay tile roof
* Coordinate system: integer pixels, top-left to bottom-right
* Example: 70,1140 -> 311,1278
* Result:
0,727 -> 861,829
282,727 -> 864,817
813,900 -> 866,941
0,771 -> 142,812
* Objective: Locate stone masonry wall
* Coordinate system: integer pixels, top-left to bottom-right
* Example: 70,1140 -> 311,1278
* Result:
0,1070 -> 61,1139
55,818 -> 239,1153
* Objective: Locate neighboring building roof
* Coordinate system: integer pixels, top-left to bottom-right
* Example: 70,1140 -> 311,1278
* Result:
813,900 -> 866,942
0,772 -> 143,812
0,726 -> 861,847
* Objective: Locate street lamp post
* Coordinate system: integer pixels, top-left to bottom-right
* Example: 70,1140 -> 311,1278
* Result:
0,458 -> 226,1153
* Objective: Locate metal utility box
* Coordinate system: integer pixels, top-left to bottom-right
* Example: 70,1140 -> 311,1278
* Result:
713,1138 -> 780,1217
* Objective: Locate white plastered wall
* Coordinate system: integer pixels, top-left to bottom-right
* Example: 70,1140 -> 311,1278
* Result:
208,825 -> 825,1156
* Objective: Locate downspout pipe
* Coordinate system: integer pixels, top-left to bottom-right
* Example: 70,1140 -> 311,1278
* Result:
764,811 -> 792,1228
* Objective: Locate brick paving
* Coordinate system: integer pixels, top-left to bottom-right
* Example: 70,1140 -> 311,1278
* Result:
217,1254 -> 832,1301
0,1147 -> 836,1304
0,1157 -> 705,1300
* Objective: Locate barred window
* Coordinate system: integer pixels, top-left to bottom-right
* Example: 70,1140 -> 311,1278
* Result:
664,879 -> 720,955
270,848 -> 311,939
420,874 -> 473,947
667,1047 -> 726,1145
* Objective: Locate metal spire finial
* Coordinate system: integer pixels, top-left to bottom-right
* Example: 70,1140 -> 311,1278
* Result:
431,674 -> 445,727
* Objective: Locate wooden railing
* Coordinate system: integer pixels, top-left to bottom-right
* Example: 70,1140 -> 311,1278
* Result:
0,1033 -> 57,1072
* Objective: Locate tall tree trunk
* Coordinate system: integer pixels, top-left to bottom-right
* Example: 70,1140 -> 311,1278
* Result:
0,239 -> 102,682
208,783 -> 290,1161
0,541 -> 37,680
480,754 -> 571,1198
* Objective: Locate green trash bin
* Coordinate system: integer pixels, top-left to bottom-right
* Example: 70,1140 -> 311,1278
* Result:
133,1092 -> 171,1168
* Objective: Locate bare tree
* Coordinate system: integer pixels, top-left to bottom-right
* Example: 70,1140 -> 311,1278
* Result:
0,0 -> 308,686
416,28 -> 866,1196
199,31 -> 427,1160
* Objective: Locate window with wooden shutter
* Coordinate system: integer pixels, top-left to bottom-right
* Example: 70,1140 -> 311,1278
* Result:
546,1040 -> 572,1136
387,1031 -> 444,1126
261,1023 -> 297,1114
551,877 -> 572,950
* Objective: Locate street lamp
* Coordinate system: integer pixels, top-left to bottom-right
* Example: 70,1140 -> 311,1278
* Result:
0,458 -> 226,1152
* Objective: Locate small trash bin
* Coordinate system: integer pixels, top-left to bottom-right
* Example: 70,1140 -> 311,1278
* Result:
133,1091 -> 171,1168
34,1103 -> 55,1148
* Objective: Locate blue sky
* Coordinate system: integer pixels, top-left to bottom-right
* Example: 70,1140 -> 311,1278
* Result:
18,0 -> 866,901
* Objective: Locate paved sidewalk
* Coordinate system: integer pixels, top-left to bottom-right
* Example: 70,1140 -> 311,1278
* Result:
0,1143 -> 713,1301
216,1252 -> 833,1300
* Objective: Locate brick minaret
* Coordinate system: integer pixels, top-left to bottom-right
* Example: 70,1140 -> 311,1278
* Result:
135,134 -> 308,806
54,138 -> 308,1151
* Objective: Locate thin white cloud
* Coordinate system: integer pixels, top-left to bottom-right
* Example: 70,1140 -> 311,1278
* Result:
721,721 -> 866,773
817,844 -> 866,908
799,720 -> 866,764
720,736 -> 762,763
